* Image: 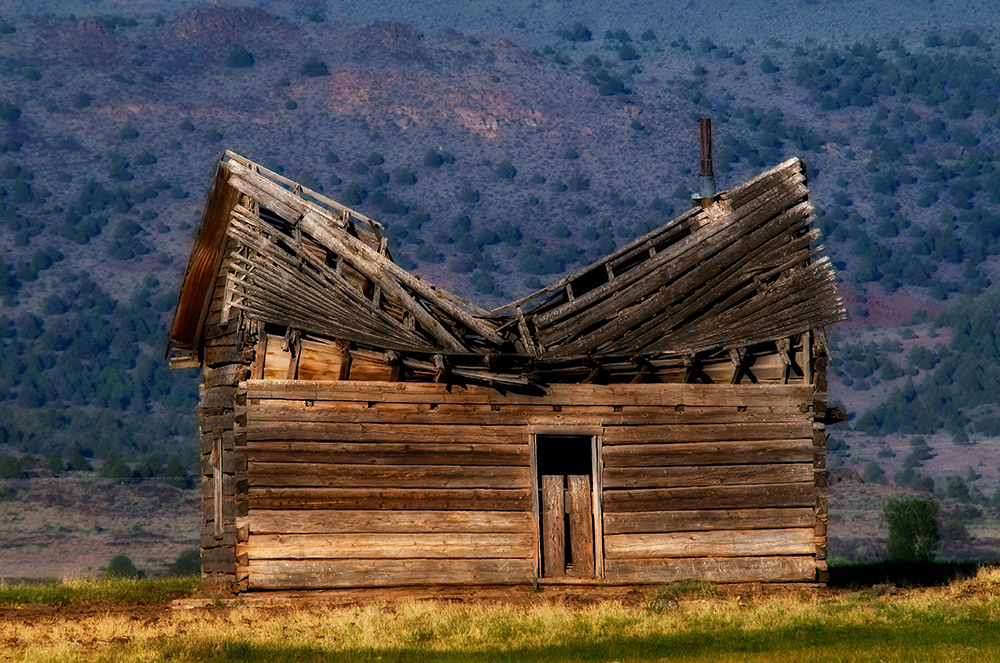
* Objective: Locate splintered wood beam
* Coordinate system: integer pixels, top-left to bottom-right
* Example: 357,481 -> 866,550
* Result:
297,212 -> 470,352
223,231 -> 437,351
284,328 -> 301,380
516,306 -> 539,357
729,347 -> 746,384
629,359 -> 650,384
683,354 -> 697,384
802,331 -> 812,385
777,338 -> 791,384
298,211 -> 504,347
534,170 -> 807,336
538,194 -> 813,355
225,150 -> 384,230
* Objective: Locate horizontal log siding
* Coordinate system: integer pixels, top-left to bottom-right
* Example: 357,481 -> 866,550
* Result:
601,383 -> 820,584
240,382 -> 535,590
236,380 -> 822,589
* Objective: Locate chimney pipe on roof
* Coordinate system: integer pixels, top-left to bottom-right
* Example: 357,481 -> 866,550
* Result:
692,118 -> 717,208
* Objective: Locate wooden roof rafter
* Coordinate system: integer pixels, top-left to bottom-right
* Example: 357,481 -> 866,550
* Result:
168,153 -> 846,384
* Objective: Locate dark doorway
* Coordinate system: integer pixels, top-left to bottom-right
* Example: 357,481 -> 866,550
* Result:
536,435 -> 596,578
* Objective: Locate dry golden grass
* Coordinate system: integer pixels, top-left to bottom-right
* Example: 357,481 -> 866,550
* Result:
2,569 -> 999,662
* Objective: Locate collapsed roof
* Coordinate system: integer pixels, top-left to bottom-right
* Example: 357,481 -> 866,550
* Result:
168,151 -> 845,385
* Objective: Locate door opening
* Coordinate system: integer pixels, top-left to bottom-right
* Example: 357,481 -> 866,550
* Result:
536,435 -> 596,578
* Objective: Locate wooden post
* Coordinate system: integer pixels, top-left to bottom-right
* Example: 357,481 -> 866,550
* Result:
567,475 -> 595,576
211,428 -> 223,539
591,434 -> 605,579
541,475 -> 565,577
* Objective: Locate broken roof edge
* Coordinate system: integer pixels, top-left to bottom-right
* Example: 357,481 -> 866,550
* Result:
168,152 -> 845,368
496,157 -> 804,316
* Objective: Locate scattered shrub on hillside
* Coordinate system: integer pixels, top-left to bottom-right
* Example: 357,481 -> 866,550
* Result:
166,550 -> 200,576
118,124 -> 138,140
134,150 -> 156,166
394,166 -> 416,185
99,452 -> 132,480
940,519 -> 970,541
884,497 -> 940,562
369,166 -> 389,188
106,554 -> 140,579
67,451 -> 93,472
0,454 -> 24,479
555,22 -> 592,42
134,454 -> 163,478
861,461 -> 887,484
164,456 -> 190,489
0,100 -> 20,122
456,179 -> 480,205
341,183 -> 367,206
44,452 -> 63,475
225,45 -> 254,68
946,475 -> 972,502
495,160 -> 516,180
300,56 -> 329,77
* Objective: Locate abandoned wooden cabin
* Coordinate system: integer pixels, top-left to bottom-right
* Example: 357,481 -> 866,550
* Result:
167,149 -> 846,595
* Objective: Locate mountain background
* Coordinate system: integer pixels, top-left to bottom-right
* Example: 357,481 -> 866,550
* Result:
3,0 -> 1000,577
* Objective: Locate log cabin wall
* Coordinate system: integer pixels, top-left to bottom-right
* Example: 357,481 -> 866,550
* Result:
168,153 -> 846,592
197,238 -> 255,596
230,379 -> 827,590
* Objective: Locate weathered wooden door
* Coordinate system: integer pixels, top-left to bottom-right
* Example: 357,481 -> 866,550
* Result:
536,435 -> 597,578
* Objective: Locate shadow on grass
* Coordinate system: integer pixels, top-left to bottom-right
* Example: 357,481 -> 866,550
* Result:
164,620 -> 1000,663
828,559 -> 985,588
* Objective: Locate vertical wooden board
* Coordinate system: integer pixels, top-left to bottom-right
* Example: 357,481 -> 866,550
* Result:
541,475 -> 565,577
567,474 -> 595,577
297,339 -> 346,381
263,335 -> 291,381
592,435 -> 604,579
348,357 -> 395,381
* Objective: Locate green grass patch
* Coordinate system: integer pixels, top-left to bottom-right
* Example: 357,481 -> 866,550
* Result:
0,575 -> 199,607
158,609 -> 1000,662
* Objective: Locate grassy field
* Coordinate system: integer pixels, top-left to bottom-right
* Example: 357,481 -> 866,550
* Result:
1,569 -> 999,662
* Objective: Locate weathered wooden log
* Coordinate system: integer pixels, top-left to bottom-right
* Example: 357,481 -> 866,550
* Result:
603,507 -> 815,534
602,463 -> 814,489
245,441 -> 529,467
247,558 -> 535,590
604,528 -> 815,559
601,421 -> 813,444
246,462 -> 530,489
244,532 -> 533,560
239,380 -> 816,407
248,487 -> 532,511
602,482 -> 816,512
244,400 -> 811,427
604,555 -> 816,584
240,509 -> 532,534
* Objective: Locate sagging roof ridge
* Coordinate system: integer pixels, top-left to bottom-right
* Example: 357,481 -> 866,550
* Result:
168,152 -> 846,367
